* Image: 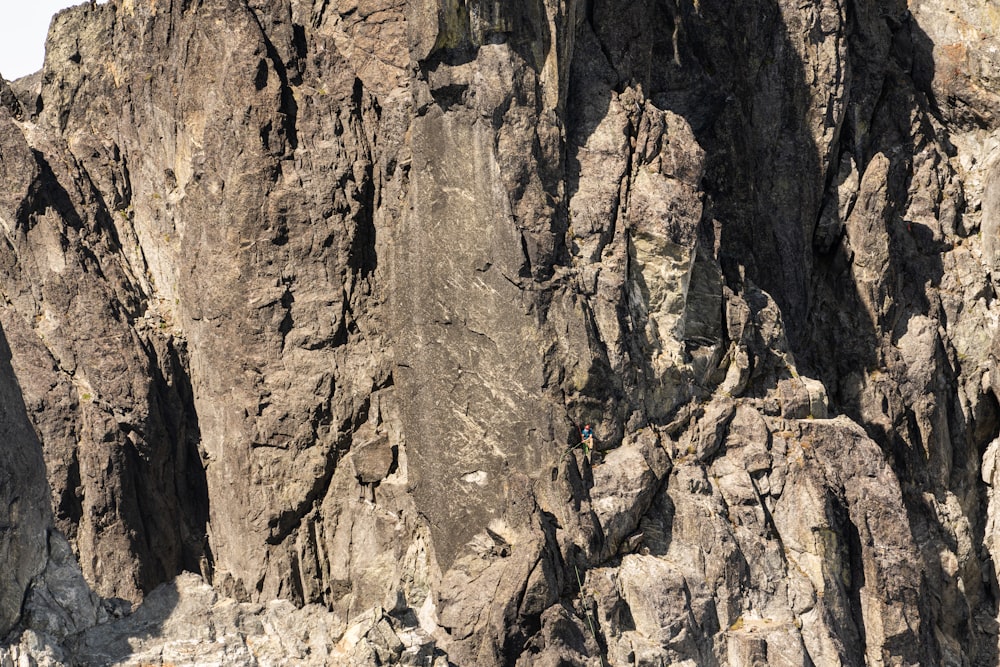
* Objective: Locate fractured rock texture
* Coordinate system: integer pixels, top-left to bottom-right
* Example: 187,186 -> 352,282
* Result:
0,0 -> 999,664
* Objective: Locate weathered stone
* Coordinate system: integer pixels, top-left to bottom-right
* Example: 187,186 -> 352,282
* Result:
64,572 -> 357,667
21,532 -> 102,640
909,0 -> 1000,130
0,324 -> 52,637
590,429 -> 670,558
2,0 -> 1000,665
690,398 -> 736,462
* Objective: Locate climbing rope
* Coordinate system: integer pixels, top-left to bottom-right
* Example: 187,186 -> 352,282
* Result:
574,564 -> 607,667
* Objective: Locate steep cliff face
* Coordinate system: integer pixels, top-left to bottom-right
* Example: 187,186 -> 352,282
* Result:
0,323 -> 52,638
0,0 -> 999,664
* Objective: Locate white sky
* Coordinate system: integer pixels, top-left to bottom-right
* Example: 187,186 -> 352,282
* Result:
0,1 -> 107,80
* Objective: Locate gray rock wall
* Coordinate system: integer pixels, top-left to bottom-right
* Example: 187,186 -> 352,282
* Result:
0,323 -> 52,637
0,0 -> 999,664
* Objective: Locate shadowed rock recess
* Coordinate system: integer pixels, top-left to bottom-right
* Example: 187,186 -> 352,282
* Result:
0,0 -> 999,664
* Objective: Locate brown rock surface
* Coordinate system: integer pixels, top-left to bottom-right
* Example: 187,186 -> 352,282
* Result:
0,0 -> 999,665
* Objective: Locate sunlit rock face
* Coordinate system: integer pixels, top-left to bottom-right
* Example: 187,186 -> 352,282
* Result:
1,0 -> 1000,664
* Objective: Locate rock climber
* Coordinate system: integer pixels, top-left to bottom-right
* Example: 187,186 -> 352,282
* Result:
580,424 -> 594,460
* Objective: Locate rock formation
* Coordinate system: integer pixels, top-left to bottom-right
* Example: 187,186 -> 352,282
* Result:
0,0 -> 999,664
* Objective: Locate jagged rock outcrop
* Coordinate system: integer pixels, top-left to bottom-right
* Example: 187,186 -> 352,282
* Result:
0,0 -> 999,664
0,325 -> 52,637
